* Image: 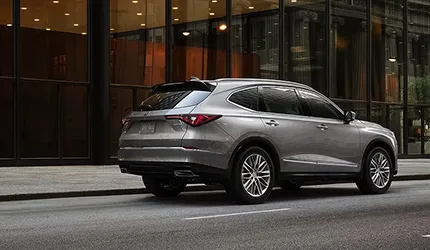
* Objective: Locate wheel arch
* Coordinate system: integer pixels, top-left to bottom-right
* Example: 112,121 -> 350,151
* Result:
227,136 -> 281,180
360,138 -> 396,177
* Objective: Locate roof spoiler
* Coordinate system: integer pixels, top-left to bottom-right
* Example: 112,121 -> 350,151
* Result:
151,76 -> 215,92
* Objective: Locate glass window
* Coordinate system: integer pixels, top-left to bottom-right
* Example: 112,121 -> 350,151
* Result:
20,0 -> 88,81
370,104 -> 404,155
172,0 -> 227,81
334,101 -> 368,121
408,2 -> 430,105
0,0 -> 13,77
232,0 -> 279,79
137,90 -> 210,111
300,90 -> 342,119
408,107 -> 422,155
372,0 -> 404,103
331,0 -> 368,100
0,0 -> 13,159
284,0 -> 327,94
20,81 -> 59,158
110,0 -> 166,86
262,87 -> 302,115
229,87 -> 259,111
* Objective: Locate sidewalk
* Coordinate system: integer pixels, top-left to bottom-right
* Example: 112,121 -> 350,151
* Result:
1,160 -> 429,201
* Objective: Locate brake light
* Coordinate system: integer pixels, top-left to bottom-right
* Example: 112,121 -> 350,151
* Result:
165,114 -> 221,127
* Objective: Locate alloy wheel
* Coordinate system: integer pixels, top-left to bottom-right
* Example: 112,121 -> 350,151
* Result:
241,153 -> 271,197
370,152 -> 391,189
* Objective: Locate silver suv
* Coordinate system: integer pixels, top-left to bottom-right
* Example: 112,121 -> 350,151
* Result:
118,78 -> 398,204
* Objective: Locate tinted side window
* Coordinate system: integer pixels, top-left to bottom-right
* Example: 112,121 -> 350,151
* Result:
136,90 -> 210,111
299,90 -> 342,119
229,87 -> 259,111
262,87 -> 303,115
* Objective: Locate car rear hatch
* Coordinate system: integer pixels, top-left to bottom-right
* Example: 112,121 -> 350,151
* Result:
119,79 -> 216,148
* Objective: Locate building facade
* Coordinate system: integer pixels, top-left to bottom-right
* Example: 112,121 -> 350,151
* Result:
1,0 -> 430,166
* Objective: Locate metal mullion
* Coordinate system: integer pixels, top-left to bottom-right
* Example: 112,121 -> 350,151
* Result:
279,0 -> 285,80
326,0 -> 331,97
403,0 -> 409,155
226,0 -> 232,77
14,0 -> 20,165
165,0 -> 172,82
367,0 -> 372,122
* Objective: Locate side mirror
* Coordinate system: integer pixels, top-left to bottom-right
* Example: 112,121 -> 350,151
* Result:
344,110 -> 356,123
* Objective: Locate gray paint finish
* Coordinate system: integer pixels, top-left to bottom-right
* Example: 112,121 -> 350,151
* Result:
118,78 -> 398,178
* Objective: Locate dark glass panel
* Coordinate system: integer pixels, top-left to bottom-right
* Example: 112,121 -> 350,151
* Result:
285,0 -> 327,94
0,79 -> 14,158
331,0 -> 368,100
372,0 -> 404,103
110,87 -> 133,157
20,81 -> 58,158
20,0 -> 88,81
172,0 -> 227,81
110,0 -> 166,86
62,84 -> 88,157
232,0 -> 279,79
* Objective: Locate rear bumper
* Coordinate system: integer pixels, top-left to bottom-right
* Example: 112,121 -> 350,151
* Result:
118,146 -> 229,180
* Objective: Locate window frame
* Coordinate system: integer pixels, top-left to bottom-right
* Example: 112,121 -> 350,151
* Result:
258,85 -> 305,116
297,88 -> 346,121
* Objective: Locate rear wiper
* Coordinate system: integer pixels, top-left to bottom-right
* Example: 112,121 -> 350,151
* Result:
135,104 -> 153,111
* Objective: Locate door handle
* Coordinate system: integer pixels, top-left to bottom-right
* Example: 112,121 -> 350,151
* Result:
265,120 -> 279,126
316,124 -> 328,130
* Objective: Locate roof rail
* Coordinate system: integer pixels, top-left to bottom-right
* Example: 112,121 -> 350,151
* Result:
215,78 -> 313,89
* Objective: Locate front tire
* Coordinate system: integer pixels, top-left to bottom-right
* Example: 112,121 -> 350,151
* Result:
226,147 -> 275,204
143,176 -> 186,197
356,147 -> 393,194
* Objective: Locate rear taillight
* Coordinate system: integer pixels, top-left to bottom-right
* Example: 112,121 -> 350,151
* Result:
165,114 -> 221,127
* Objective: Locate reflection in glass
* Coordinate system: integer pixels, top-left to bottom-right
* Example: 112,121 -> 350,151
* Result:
423,108 -> 430,154
371,104 -> 404,154
408,107 -> 422,154
408,3 -> 430,105
285,0 -> 326,94
334,102 -> 368,121
172,0 -> 227,81
372,0 -> 404,103
232,0 -> 279,79
20,0 -> 88,81
331,0 -> 367,100
110,0 -> 166,86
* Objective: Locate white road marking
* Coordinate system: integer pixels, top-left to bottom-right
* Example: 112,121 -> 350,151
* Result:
183,208 -> 291,220
422,235 -> 430,238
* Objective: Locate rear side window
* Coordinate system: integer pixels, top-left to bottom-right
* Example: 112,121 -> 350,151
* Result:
261,87 -> 303,115
136,90 -> 211,111
229,87 -> 259,111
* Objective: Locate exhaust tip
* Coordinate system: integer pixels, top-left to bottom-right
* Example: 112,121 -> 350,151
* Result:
120,168 -> 128,173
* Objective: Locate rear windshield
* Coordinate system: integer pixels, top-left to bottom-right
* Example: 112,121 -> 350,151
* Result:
136,90 -> 211,111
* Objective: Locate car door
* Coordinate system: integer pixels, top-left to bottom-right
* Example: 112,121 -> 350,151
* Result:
259,86 -> 320,173
297,89 -> 361,173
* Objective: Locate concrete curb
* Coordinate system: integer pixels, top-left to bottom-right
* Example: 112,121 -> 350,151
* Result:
1,174 -> 429,202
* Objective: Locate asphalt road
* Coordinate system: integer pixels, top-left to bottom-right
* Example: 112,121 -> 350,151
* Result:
1,180 -> 430,250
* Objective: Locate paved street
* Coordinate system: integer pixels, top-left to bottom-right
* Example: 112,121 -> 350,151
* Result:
1,180 -> 430,250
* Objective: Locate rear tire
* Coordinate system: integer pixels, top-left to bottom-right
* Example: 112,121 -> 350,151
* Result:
143,176 -> 186,197
356,147 -> 393,194
226,147 -> 275,204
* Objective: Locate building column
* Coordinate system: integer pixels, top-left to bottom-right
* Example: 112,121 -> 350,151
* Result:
89,0 -> 110,165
